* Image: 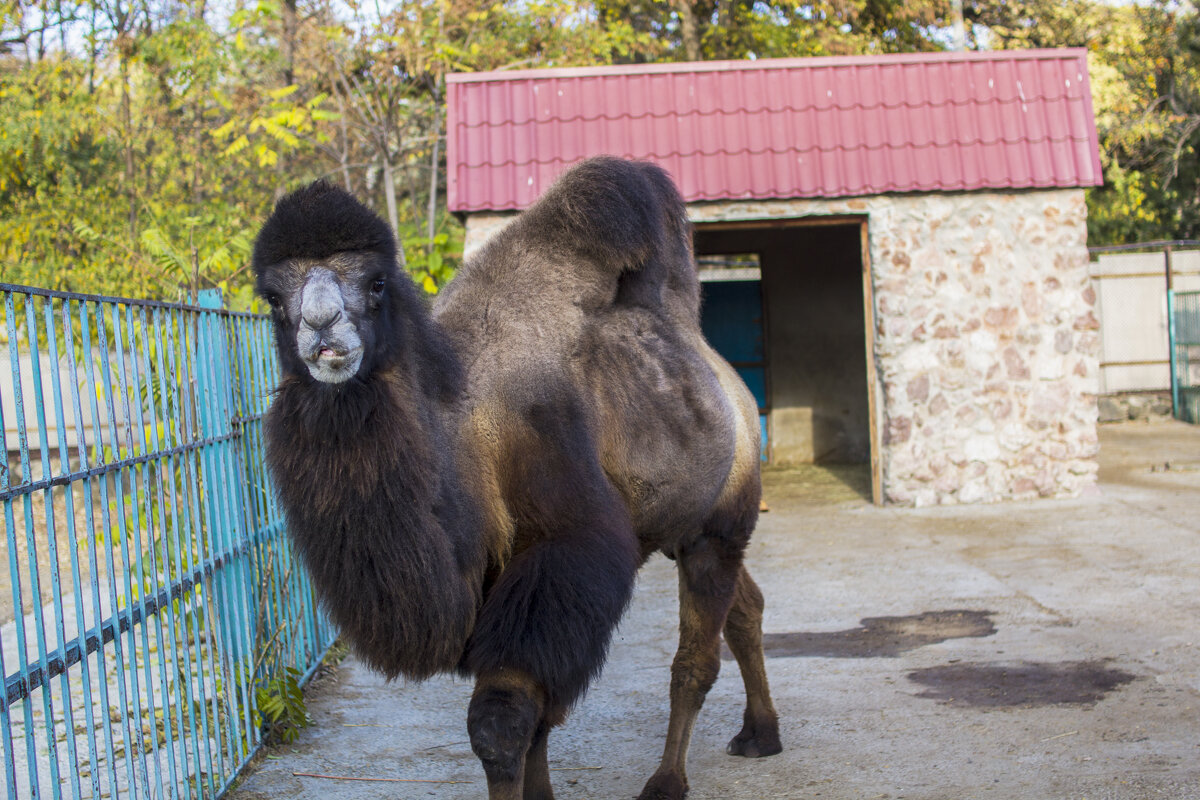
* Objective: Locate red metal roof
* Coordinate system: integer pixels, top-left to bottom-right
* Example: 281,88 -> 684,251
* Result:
446,49 -> 1102,213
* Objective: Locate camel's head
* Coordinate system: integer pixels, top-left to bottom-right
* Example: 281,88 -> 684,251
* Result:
252,181 -> 407,384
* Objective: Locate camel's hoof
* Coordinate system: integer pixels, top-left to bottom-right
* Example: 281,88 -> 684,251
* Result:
636,771 -> 688,800
726,725 -> 782,758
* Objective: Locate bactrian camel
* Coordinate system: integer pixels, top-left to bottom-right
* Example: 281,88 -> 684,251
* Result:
252,156 -> 781,800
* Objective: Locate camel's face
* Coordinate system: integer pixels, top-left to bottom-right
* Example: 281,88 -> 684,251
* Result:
258,253 -> 390,384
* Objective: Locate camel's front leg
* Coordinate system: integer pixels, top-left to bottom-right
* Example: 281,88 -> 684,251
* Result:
522,718 -> 557,800
468,671 -> 545,800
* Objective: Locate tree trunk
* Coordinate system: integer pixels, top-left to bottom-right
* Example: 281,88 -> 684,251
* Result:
426,95 -> 442,247
382,155 -> 407,268
337,94 -> 354,191
281,0 -> 297,87
275,0 -> 299,198
120,50 -> 138,240
675,0 -> 701,61
426,4 -> 446,248
88,5 -> 97,92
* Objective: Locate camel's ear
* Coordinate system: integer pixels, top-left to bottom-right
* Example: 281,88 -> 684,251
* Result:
253,181 -> 397,272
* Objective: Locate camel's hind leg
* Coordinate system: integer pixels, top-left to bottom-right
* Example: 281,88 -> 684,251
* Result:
637,540 -> 739,800
723,566 -> 781,758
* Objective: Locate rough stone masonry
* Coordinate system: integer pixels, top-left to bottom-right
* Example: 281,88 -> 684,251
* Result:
869,189 -> 1097,505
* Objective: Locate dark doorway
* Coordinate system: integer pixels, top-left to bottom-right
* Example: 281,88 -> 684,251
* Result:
694,221 -> 873,469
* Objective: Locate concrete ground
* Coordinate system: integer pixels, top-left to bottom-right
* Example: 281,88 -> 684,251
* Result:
230,420 -> 1200,800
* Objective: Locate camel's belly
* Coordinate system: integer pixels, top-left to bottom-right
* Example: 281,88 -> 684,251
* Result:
596,336 -> 757,544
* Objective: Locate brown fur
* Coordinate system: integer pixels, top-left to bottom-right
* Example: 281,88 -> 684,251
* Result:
253,157 -> 781,800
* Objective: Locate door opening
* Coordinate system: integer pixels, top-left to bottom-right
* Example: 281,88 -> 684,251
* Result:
694,219 -> 881,503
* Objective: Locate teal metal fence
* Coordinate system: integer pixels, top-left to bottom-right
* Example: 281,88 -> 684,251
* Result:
1170,289 -> 1200,423
0,283 -> 335,799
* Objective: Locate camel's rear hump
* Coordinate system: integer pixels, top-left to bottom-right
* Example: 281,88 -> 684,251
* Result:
514,157 -> 700,316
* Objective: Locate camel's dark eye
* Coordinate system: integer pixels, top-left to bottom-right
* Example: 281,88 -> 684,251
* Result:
371,277 -> 386,295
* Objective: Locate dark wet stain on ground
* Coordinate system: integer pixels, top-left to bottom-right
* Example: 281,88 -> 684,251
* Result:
907,660 -> 1137,707
729,610 -> 997,659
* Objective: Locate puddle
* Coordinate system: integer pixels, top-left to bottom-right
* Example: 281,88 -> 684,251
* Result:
731,610 -> 997,659
906,660 -> 1136,707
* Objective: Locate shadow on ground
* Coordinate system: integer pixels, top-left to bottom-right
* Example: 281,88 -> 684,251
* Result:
907,660 -> 1138,708
726,610 -> 997,660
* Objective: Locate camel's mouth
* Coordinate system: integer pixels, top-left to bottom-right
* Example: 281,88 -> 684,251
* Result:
304,345 -> 364,384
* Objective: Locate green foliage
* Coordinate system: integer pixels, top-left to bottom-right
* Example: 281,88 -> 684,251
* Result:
403,226 -> 464,294
8,0 -> 1200,295
1087,165 -> 1175,247
1080,1 -> 1200,242
254,667 -> 310,745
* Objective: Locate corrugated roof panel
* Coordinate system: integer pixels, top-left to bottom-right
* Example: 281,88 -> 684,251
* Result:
446,49 -> 1103,211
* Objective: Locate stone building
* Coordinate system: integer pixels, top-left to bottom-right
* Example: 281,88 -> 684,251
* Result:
445,49 -> 1103,505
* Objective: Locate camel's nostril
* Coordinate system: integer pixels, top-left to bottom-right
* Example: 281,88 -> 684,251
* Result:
304,308 -> 342,331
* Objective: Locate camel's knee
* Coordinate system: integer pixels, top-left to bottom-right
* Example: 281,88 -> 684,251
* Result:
670,643 -> 721,697
724,570 -> 765,640
468,674 -> 545,782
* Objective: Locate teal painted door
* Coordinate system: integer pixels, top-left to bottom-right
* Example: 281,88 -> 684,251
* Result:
700,280 -> 768,459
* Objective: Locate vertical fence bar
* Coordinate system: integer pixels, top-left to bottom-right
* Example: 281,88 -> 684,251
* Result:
147,306 -> 194,800
171,305 -> 224,797
60,298 -> 109,800
131,303 -> 171,800
41,297 -> 88,800
1169,289 -> 1180,420
81,298 -> 139,800
219,352 -> 257,769
192,292 -> 245,774
4,292 -> 42,800
180,301 -> 234,789
0,290 -> 20,799
95,300 -> 147,799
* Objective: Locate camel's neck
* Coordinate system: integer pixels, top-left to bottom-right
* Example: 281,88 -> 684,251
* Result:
266,367 -> 484,680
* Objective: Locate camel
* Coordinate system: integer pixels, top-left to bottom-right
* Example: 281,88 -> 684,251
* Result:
251,156 -> 781,800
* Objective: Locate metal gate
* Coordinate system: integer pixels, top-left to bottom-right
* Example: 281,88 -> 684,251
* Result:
0,283 -> 335,799
1170,289 -> 1200,423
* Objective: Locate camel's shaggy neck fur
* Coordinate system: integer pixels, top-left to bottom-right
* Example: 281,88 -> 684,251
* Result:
265,359 -> 485,679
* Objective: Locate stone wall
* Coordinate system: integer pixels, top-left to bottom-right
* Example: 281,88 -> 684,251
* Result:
463,188 -> 1100,506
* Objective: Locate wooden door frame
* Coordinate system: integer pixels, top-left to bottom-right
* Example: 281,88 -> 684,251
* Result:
859,219 -> 883,505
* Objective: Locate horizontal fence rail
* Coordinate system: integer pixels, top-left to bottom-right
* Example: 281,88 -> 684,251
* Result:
0,283 -> 336,799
